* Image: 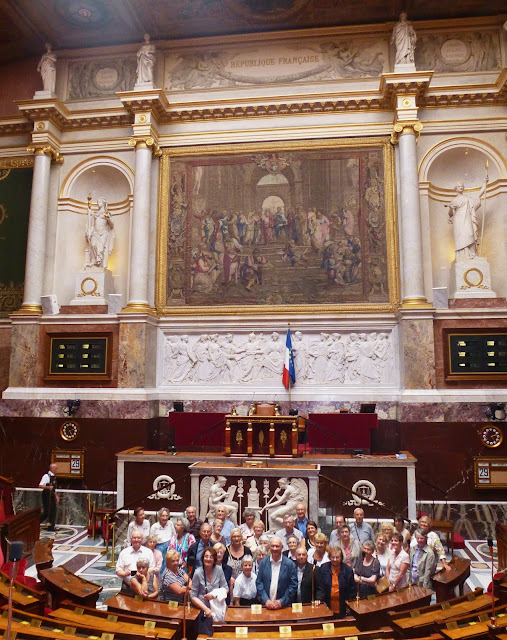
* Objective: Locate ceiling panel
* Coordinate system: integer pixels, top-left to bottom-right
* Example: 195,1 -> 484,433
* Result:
1,0 -> 505,64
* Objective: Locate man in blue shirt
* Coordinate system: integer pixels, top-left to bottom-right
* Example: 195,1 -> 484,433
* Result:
295,503 -> 308,538
350,507 -> 375,544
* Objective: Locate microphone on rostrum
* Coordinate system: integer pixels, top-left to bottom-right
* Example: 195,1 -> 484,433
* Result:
6,540 -> 23,640
9,541 -> 24,562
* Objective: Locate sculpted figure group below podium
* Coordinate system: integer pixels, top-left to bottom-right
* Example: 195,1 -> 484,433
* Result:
199,475 -> 308,533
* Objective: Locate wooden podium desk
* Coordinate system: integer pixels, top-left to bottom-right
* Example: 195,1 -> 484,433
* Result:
51,599 -> 180,637
206,627 -> 394,640
105,593 -> 200,622
39,566 -> 102,608
0,570 -> 46,615
347,585 -> 433,630
388,590 -> 493,638
225,415 -> 299,457
225,603 -> 332,623
439,615 -> 507,640
49,606 -> 177,639
431,557 -> 471,602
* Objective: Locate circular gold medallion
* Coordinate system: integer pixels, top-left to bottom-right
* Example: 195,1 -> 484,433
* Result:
479,424 -> 503,448
60,420 -> 79,442
463,267 -> 483,288
80,277 -> 98,295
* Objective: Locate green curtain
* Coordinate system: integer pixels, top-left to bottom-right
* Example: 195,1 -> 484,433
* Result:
0,167 -> 32,315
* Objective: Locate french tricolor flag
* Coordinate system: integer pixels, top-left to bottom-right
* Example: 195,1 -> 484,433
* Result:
282,328 -> 296,389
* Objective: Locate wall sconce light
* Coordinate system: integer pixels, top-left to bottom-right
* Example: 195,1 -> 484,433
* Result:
64,399 -> 81,417
485,403 -> 506,421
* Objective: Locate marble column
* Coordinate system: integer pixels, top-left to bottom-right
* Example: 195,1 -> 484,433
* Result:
19,147 -> 53,313
397,126 -> 429,306
125,139 -> 154,311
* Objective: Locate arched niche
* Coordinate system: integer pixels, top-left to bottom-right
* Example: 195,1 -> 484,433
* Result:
419,138 -> 507,297
55,157 -> 134,306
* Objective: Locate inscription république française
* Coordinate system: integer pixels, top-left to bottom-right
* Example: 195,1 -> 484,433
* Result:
230,55 -> 320,69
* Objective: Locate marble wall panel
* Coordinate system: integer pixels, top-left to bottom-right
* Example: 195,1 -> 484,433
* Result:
0,323 -> 11,392
118,320 -> 157,389
399,317 -> 436,390
8,320 -> 40,388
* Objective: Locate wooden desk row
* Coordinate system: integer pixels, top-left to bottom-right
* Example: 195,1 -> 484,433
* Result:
0,570 -> 46,616
389,589 -> 494,637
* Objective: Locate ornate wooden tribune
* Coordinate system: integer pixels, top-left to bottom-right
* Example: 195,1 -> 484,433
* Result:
225,415 -> 299,457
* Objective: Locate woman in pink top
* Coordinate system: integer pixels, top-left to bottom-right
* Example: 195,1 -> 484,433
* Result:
386,532 -> 409,591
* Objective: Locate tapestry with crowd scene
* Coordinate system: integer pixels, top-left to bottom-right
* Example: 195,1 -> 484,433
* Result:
159,139 -> 397,310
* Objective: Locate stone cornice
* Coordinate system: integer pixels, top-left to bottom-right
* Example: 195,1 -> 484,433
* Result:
117,89 -> 171,124
0,69 -> 504,136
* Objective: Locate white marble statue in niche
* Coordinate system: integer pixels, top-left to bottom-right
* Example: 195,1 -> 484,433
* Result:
200,475 -> 239,524
445,178 -> 488,261
391,12 -> 417,68
260,478 -> 308,532
85,196 -> 115,269
37,43 -> 57,94
136,33 -> 156,85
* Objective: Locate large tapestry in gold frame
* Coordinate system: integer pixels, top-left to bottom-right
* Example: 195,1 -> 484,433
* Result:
156,138 -> 399,315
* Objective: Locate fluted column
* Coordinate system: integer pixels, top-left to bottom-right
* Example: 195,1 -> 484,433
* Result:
125,137 -> 160,311
394,122 -> 429,307
18,145 -> 62,314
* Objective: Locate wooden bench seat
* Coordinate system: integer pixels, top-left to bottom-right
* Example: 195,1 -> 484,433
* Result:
1,606 -> 133,640
50,600 -> 179,638
199,627 -> 394,640
389,589 -> 493,637
0,569 -> 46,615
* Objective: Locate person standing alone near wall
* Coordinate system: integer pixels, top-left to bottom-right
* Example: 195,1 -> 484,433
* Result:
39,463 -> 59,531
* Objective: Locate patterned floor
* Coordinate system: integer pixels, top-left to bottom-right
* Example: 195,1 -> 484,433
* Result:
26,524 -> 498,608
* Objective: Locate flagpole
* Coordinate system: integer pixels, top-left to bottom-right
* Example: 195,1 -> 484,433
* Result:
288,322 -> 292,411
479,160 -> 488,257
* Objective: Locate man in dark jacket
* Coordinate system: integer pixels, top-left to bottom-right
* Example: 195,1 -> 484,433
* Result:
295,547 -> 318,604
316,546 -> 356,617
186,523 -> 212,575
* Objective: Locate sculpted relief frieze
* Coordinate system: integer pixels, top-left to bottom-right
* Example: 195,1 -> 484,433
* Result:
161,330 -> 395,387
415,31 -> 500,72
68,58 -> 137,99
164,38 -> 387,90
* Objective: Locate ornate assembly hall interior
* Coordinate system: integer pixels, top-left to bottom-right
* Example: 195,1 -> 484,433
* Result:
1,0 -> 507,637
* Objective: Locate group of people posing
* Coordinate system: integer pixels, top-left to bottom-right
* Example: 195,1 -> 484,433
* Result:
116,504 -> 449,623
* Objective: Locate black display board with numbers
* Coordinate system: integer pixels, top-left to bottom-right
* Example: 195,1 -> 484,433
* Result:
47,336 -> 110,381
445,331 -> 507,381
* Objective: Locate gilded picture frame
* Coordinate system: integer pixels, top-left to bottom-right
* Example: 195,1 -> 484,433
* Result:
156,137 -> 399,315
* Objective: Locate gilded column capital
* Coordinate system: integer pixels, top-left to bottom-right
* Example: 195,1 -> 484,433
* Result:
27,144 -> 63,164
128,136 -> 161,157
390,121 -> 423,145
